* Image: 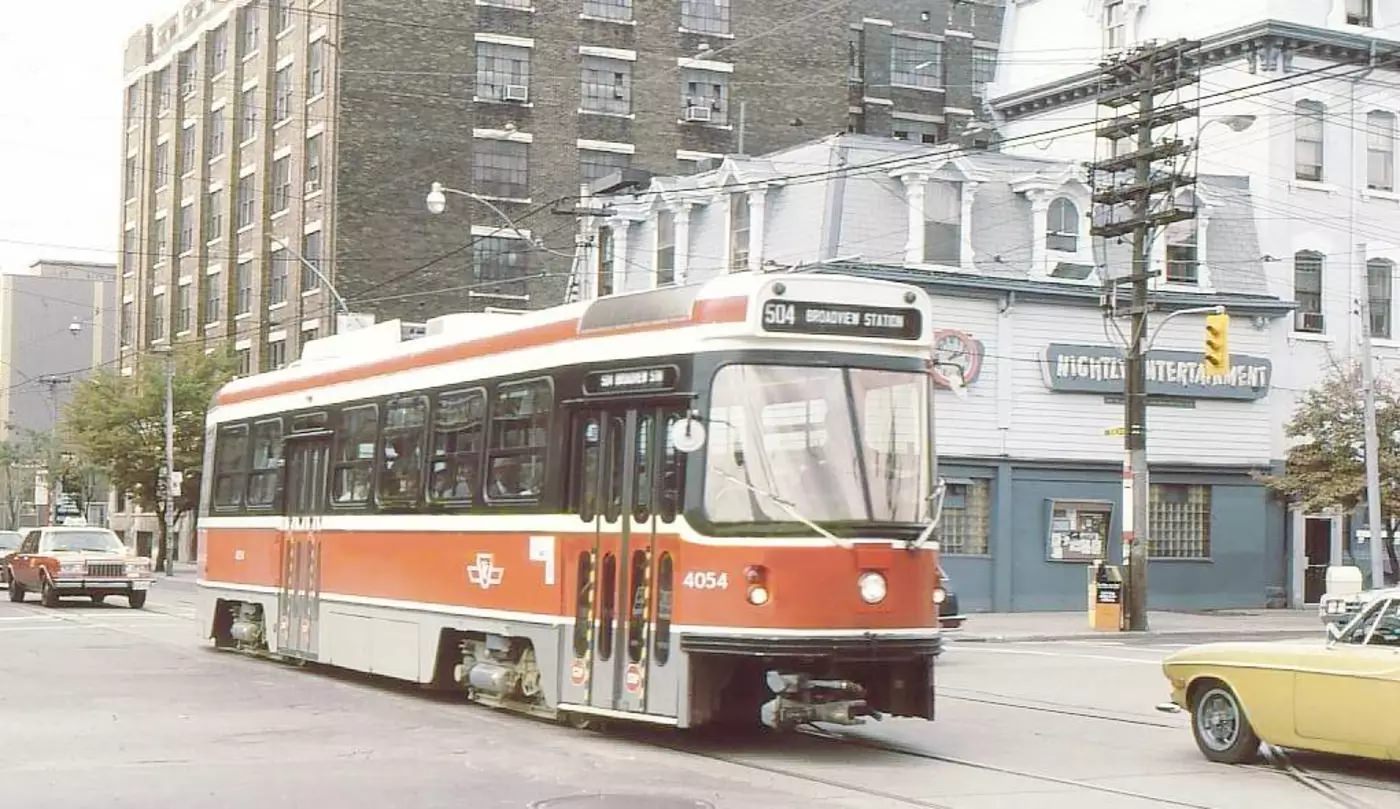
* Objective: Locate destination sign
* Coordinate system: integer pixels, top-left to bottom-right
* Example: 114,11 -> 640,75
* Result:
759,300 -> 923,341
584,366 -> 679,396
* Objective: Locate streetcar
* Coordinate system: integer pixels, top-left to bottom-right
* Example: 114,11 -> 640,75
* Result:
195,271 -> 948,729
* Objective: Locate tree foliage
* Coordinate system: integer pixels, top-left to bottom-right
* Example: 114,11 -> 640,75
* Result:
1261,364 -> 1400,580
60,346 -> 236,565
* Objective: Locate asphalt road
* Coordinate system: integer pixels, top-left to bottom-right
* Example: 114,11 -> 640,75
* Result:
1,578 -> 1396,809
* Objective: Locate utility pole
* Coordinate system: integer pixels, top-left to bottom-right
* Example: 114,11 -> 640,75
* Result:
1357,241 -> 1386,589
162,353 -> 176,576
1090,40 -> 1200,631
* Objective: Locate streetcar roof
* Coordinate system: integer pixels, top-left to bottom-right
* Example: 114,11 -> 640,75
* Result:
209,271 -> 932,419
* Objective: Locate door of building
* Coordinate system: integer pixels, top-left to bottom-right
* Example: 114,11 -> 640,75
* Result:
1303,516 -> 1334,605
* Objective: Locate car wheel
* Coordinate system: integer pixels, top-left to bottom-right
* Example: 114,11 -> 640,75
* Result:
1192,683 -> 1260,764
8,573 -> 24,602
90,594 -> 106,605
40,577 -> 59,608
129,591 -> 147,609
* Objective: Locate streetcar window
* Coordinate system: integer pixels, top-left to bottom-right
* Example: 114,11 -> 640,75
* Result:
332,404 -> 378,505
485,379 -> 551,503
604,415 -> 625,522
572,550 -> 594,658
429,389 -> 484,506
658,411 -> 686,523
245,419 -> 284,509
627,549 -> 649,664
571,413 -> 603,520
632,414 -> 654,523
654,553 -> 674,666
212,424 -> 249,510
598,552 -> 617,662
378,396 -> 427,506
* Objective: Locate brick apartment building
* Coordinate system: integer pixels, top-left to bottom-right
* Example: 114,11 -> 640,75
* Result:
119,0 -> 1003,375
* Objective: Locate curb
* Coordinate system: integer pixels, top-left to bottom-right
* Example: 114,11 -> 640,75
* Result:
950,627 -> 1319,644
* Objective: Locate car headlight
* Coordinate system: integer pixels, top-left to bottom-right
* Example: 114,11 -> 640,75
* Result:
932,587 -> 947,605
57,561 -> 84,576
858,571 -> 887,604
126,562 -> 148,577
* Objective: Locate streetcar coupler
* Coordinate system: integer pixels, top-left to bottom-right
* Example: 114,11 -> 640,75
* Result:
759,671 -> 882,730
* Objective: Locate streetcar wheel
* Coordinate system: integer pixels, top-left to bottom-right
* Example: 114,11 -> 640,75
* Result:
561,712 -> 602,732
1192,683 -> 1260,764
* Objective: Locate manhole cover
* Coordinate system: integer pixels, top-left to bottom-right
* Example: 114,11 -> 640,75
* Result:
532,796 -> 713,809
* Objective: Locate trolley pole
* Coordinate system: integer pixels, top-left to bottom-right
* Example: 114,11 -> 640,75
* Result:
1090,40 -> 1200,631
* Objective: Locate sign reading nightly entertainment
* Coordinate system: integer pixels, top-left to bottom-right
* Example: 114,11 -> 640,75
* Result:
760,300 -> 923,341
1042,344 -> 1271,401
584,366 -> 678,396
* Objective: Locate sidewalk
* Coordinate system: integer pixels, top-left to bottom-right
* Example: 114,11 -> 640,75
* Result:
951,608 -> 1321,643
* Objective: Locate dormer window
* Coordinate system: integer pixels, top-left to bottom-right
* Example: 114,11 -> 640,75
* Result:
1347,0 -> 1373,27
1165,217 -> 1198,284
1047,198 -> 1078,252
1105,1 -> 1126,50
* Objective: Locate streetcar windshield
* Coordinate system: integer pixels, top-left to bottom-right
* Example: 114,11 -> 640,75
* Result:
703,364 -> 929,527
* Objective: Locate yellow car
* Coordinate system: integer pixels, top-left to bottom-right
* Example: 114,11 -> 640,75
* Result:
1161,591 -> 1400,764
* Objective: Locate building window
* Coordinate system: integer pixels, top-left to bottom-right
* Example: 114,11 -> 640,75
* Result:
1295,100 -> 1326,182
1164,218 -> 1198,283
123,228 -> 138,274
923,182 -> 962,266
236,177 -> 256,228
124,156 -> 138,200
583,0 -> 632,20
239,4 -> 260,57
1347,0 -> 1373,26
302,230 -> 323,289
1294,250 -> 1324,332
266,338 -> 287,371
596,227 -> 614,297
175,283 -> 192,333
305,133 -> 323,187
154,215 -> 169,264
206,188 -> 225,239
486,380 -> 551,502
1368,110 -> 1394,191
890,35 -> 941,89
156,66 -> 172,113
151,293 -> 167,341
126,83 -> 140,123
935,480 -> 991,555
205,271 -> 222,322
210,22 -> 229,75
973,47 -> 997,95
120,301 -> 133,347
580,149 -> 631,186
1105,0 -> 1126,50
236,347 -> 251,376
476,42 -> 530,103
308,41 -> 326,97
235,259 -> 252,314
274,66 -> 293,123
272,156 -> 291,213
473,236 -> 529,282
728,193 -> 750,272
1148,484 -> 1211,559
154,142 -> 170,188
178,48 -> 197,98
208,109 -> 226,157
240,86 -> 259,142
681,70 -> 728,124
269,249 -> 289,305
1369,258 -> 1393,339
680,0 -> 730,35
892,121 -> 943,144
180,125 -> 197,176
272,0 -> 292,34
487,0 -> 532,7
1047,198 -> 1078,253
473,139 -> 529,199
581,56 -> 632,115
848,32 -> 862,82
656,209 -> 675,286
178,203 -> 194,254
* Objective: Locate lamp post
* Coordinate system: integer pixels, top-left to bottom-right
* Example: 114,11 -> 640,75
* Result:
148,344 -> 175,576
425,182 -> 535,243
267,236 -> 354,332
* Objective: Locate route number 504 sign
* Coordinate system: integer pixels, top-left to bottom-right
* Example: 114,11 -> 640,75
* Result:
683,571 -> 729,590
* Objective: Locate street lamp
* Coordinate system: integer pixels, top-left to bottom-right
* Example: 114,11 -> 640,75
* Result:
425,181 -> 535,244
267,236 -> 355,332
148,344 -> 175,576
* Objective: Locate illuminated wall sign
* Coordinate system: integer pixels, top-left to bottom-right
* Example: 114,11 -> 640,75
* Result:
759,300 -> 923,341
1041,344 -> 1271,401
584,366 -> 678,396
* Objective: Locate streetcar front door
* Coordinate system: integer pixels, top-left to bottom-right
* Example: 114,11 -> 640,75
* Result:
566,406 -> 683,719
278,435 -> 329,660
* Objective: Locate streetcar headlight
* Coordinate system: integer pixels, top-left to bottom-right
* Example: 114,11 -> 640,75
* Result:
747,585 -> 770,606
932,587 -> 947,605
858,571 -> 887,604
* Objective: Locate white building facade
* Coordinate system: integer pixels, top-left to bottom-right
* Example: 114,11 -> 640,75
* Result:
573,135 -> 1301,611
990,0 -> 1400,599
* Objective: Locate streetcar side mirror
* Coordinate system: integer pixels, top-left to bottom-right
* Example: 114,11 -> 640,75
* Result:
670,415 -> 707,453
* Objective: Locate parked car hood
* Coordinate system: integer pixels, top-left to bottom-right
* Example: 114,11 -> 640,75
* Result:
1164,640 -> 1329,669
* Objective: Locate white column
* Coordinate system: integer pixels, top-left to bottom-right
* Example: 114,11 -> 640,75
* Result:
1027,190 -> 1052,278
746,187 -> 767,273
959,181 -> 980,270
1195,212 -> 1213,289
674,203 -> 692,285
901,175 -> 926,265
609,218 -> 630,293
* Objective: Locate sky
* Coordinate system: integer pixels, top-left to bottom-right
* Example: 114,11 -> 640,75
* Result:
0,0 -> 176,273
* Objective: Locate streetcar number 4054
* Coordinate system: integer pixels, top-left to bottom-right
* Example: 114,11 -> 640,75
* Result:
683,571 -> 729,590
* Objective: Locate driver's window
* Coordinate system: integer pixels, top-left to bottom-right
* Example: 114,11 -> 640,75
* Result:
1365,600 -> 1400,648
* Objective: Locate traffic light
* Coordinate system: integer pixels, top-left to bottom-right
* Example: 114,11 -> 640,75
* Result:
1203,312 -> 1230,377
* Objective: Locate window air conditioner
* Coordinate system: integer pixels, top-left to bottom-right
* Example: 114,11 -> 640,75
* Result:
685,105 -> 712,122
304,179 -> 321,194
1295,311 -> 1325,333
503,84 -> 529,102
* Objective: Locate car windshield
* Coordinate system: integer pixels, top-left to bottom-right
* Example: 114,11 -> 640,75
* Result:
40,531 -> 126,553
0,532 -> 20,550
703,364 -> 929,527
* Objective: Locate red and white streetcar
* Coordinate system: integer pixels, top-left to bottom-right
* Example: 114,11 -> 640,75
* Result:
196,271 -> 948,729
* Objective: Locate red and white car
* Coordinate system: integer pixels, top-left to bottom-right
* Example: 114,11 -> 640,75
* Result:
6,526 -> 153,608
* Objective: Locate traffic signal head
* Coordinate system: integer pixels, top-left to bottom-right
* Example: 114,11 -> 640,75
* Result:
1203,312 -> 1230,377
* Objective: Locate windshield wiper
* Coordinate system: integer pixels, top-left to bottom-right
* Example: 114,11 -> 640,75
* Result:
908,478 -> 948,550
710,467 -> 853,550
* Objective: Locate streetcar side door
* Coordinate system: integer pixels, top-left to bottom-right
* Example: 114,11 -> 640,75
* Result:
278,434 -> 330,660
564,406 -> 683,718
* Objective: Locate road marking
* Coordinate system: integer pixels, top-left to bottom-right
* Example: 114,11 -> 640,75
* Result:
956,646 -> 1164,665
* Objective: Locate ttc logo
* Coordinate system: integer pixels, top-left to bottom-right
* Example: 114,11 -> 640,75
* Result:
467,553 -> 505,590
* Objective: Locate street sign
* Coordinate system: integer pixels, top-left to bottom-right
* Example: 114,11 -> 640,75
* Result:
170,470 -> 183,498
1104,426 -> 1127,436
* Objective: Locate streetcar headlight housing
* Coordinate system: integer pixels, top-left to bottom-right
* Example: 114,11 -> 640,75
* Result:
747,585 -> 770,606
858,571 -> 887,604
932,587 -> 947,605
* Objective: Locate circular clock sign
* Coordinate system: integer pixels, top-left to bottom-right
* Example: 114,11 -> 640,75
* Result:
930,329 -> 985,389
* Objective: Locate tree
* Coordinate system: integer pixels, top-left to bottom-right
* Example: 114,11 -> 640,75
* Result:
61,346 -> 236,569
1261,365 -> 1400,585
